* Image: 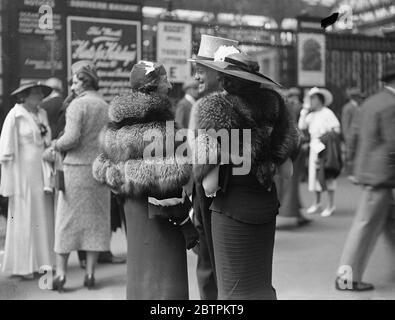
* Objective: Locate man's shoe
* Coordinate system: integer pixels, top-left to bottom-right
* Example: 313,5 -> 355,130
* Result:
335,277 -> 374,291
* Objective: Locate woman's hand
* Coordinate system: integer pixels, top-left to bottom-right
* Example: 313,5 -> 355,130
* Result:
277,158 -> 294,180
42,147 -> 56,163
50,139 -> 58,151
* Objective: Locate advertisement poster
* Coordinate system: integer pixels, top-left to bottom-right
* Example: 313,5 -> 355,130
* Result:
18,10 -> 64,79
297,32 -> 326,87
67,16 -> 141,102
157,21 -> 192,83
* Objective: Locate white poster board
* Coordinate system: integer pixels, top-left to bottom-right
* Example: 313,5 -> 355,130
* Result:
157,21 -> 192,83
297,32 -> 326,87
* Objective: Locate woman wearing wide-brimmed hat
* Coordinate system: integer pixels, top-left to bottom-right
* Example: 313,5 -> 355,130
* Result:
93,61 -> 197,299
0,82 -> 55,278
49,60 -> 111,291
188,48 -> 299,300
298,87 -> 341,218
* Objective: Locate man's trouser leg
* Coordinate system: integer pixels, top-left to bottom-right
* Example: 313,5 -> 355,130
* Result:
194,184 -> 218,300
338,187 -> 392,282
382,190 -> 395,266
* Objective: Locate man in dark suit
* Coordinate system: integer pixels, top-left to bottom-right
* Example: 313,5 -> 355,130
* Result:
341,87 -> 365,179
41,78 -> 64,137
175,78 -> 199,129
188,35 -> 239,300
336,60 -> 395,292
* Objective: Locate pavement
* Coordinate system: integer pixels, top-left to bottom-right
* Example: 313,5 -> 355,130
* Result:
0,177 -> 394,300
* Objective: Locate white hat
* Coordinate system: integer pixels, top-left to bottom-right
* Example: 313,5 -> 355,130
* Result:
188,34 -> 239,62
308,87 -> 333,107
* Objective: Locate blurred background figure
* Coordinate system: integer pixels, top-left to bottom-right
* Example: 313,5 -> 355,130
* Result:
341,87 -> 366,183
277,87 -> 311,227
41,78 -> 64,138
0,82 -> 55,278
175,78 -> 199,129
299,87 -> 341,218
336,60 -> 395,292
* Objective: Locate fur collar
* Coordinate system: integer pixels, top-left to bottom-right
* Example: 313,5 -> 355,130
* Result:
191,91 -> 298,187
93,153 -> 191,198
109,91 -> 173,124
95,90 -> 191,198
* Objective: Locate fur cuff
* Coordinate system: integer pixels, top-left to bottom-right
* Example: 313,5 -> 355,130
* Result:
93,153 -> 192,198
100,122 -> 172,163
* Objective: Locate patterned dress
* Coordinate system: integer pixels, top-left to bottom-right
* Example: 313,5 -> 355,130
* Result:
54,91 -> 110,254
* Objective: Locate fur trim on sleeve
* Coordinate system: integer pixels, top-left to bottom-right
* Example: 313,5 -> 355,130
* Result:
124,156 -> 192,198
100,122 -> 167,163
93,153 -> 191,198
92,153 -> 111,184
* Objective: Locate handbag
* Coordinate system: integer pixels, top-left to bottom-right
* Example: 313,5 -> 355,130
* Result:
54,152 -> 65,192
55,169 -> 65,192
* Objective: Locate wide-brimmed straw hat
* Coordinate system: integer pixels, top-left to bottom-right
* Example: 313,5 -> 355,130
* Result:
308,87 -> 333,107
195,49 -> 282,87
188,34 -> 239,63
11,81 -> 52,98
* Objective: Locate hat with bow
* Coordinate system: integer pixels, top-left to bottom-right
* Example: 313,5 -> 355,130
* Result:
194,45 -> 282,87
129,60 -> 167,91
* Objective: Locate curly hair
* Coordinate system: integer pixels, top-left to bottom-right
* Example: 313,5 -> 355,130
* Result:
77,72 -> 100,91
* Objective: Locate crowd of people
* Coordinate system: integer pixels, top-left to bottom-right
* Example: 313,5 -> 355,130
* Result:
0,33 -> 394,299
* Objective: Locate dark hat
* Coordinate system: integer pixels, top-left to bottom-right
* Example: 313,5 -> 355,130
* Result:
195,51 -> 282,87
188,34 -> 239,63
381,60 -> 395,82
11,81 -> 52,98
70,60 -> 99,85
346,87 -> 365,99
130,60 -> 167,91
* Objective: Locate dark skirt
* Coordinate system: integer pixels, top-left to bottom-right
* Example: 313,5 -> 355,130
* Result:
278,150 -> 304,218
211,211 -> 277,300
124,198 -> 189,300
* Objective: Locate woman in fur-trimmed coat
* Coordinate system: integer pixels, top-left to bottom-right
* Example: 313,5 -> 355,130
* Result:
93,61 -> 196,300
188,55 -> 299,300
